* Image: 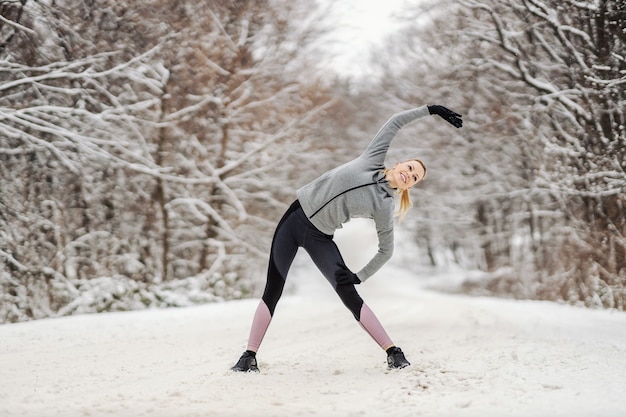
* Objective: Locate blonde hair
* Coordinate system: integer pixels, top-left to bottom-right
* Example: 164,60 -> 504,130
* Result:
388,158 -> 427,223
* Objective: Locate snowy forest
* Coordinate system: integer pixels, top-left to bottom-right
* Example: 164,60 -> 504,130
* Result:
0,0 -> 624,323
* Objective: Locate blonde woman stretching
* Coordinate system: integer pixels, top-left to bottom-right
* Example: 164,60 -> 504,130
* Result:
231,104 -> 462,372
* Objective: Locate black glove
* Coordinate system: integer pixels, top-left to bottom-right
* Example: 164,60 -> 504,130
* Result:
427,105 -> 463,128
335,267 -> 361,286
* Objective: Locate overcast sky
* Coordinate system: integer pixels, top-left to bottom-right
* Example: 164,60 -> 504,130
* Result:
318,0 -> 413,77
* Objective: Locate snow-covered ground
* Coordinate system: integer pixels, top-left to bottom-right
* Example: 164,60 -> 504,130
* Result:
1,220 -> 626,417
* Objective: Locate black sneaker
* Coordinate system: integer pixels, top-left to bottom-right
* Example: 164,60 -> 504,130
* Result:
386,346 -> 410,369
231,350 -> 260,372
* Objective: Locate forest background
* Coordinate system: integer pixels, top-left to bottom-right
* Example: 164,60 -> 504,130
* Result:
0,0 -> 624,323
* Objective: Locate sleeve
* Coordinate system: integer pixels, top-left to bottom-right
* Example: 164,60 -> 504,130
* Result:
355,212 -> 395,282
360,105 -> 431,164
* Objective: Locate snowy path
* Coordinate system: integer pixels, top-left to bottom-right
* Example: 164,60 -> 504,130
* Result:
1,260 -> 626,417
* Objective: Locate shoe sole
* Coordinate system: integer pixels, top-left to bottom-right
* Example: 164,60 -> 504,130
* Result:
388,362 -> 410,370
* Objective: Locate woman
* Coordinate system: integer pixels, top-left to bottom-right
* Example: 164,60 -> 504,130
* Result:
231,104 -> 462,372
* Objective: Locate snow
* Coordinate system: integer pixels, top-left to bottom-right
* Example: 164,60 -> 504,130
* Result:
1,220 -> 626,417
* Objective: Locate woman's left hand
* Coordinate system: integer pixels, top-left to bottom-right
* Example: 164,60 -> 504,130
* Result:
427,105 -> 463,128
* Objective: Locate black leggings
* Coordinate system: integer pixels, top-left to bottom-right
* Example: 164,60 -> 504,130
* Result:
261,200 -> 364,320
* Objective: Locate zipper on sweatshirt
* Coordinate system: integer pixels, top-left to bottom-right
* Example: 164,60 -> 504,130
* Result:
309,182 -> 378,219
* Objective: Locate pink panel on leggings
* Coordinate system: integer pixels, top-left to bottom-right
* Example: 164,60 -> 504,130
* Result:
247,300 -> 272,352
358,303 -> 394,350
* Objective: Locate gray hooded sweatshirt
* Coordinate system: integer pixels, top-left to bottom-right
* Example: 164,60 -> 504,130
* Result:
296,105 -> 430,281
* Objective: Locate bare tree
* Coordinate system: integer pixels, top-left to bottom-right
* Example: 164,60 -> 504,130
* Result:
454,0 -> 626,308
0,0 -> 336,322
365,0 -> 625,309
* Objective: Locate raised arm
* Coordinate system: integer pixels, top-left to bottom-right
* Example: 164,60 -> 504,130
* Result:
361,105 -> 463,164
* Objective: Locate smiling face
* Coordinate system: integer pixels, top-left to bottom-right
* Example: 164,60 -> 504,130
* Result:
386,159 -> 426,191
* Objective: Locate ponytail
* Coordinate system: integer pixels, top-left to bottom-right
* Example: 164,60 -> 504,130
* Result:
395,189 -> 412,223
